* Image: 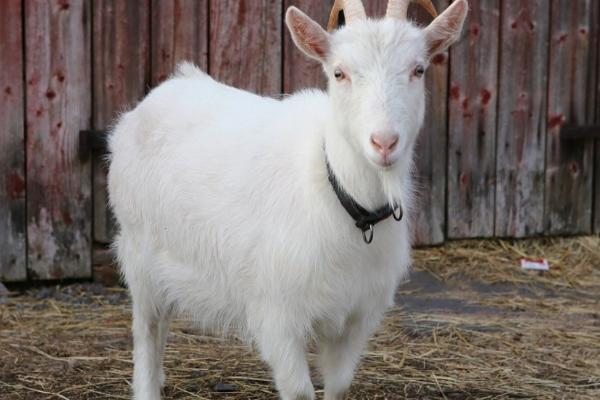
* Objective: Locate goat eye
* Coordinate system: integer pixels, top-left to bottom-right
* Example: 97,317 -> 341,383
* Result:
413,65 -> 425,79
334,68 -> 345,81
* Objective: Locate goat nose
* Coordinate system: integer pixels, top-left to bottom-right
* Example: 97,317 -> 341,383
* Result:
370,133 -> 399,156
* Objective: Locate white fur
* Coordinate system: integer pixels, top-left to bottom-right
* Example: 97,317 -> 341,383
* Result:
108,4 -> 466,399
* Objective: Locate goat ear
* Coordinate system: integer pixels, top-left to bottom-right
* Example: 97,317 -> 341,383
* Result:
423,0 -> 468,58
286,7 -> 330,62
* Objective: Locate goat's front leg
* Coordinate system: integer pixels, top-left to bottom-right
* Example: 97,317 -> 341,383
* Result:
318,314 -> 380,400
255,316 -> 314,400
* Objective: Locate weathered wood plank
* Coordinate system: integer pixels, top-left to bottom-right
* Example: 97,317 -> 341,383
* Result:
0,1 -> 26,282
151,0 -> 209,85
590,1 -> 600,234
25,0 -> 92,279
596,141 -> 600,233
210,0 -> 282,95
283,0 -> 331,92
92,0 -> 150,244
447,0 -> 499,238
364,0 -> 386,17
544,0 -> 595,235
495,1 -> 549,238
410,0 -> 449,246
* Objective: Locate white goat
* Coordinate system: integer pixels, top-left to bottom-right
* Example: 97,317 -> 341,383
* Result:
108,0 -> 467,399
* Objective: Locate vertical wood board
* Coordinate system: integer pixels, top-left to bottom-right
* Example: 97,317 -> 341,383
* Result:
92,0 -> 150,243
209,0 -> 282,95
25,0 -> 92,279
591,1 -> 600,234
447,0 -> 500,238
364,0 -> 387,17
411,0 -> 449,246
495,0 -> 549,237
0,1 -> 26,281
544,0 -> 595,235
151,0 -> 209,85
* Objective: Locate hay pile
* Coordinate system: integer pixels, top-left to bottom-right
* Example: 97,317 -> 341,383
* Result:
1,237 -> 599,399
414,236 -> 600,289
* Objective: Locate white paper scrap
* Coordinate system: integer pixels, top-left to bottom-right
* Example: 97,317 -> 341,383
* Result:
520,258 -> 550,271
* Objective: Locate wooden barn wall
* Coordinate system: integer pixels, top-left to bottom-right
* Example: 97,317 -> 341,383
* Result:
1,0 -> 599,282
25,0 -> 92,280
591,0 -> 600,235
495,0 -> 549,238
544,0 -> 596,235
447,0 -> 499,238
0,1 -> 27,281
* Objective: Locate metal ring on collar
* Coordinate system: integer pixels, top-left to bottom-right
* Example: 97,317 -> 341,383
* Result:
362,224 -> 374,244
393,204 -> 403,221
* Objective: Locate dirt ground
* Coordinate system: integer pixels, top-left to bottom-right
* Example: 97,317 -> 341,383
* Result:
1,237 -> 599,399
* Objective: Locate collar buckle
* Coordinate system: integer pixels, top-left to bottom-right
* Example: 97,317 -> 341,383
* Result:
326,155 -> 402,244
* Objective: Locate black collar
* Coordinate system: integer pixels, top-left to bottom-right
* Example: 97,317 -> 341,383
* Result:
326,157 -> 403,243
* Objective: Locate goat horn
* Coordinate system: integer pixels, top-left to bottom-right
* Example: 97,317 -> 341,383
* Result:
386,0 -> 438,20
327,0 -> 367,32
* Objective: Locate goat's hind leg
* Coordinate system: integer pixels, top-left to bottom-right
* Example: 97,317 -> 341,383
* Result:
119,234 -> 169,399
156,308 -> 172,388
131,292 -> 164,400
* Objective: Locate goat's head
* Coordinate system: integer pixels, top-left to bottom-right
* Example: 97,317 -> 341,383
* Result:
286,0 -> 468,169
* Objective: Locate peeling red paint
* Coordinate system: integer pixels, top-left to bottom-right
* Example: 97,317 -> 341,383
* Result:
569,163 -> 578,174
511,12 -> 535,31
548,114 -> 565,129
462,97 -> 470,110
237,0 -> 247,26
557,33 -> 568,44
6,173 -> 25,199
450,85 -> 460,100
460,173 -> 469,186
62,210 -> 73,225
431,53 -> 445,65
480,89 -> 491,106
